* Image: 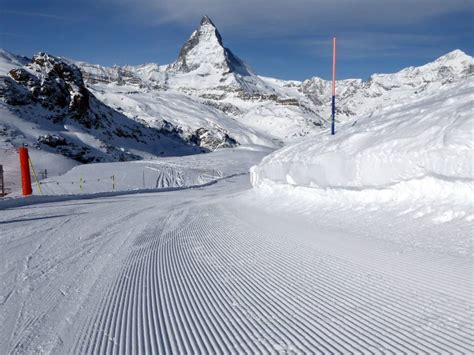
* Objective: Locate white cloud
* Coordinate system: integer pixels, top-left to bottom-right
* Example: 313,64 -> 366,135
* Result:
106,0 -> 472,35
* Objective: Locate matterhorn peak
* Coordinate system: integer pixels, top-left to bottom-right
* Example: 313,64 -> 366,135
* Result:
200,15 -> 215,27
169,16 -> 252,76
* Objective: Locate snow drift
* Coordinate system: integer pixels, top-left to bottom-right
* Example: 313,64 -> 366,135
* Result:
251,77 -> 474,203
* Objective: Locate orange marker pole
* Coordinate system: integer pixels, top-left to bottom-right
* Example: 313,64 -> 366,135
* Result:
18,147 -> 32,196
331,37 -> 337,135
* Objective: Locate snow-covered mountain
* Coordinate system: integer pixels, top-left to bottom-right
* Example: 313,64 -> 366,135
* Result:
302,49 -> 474,121
1,15 -> 473,171
73,16 -> 473,143
169,15 -> 254,78
0,51 -> 204,174
74,16 -> 324,143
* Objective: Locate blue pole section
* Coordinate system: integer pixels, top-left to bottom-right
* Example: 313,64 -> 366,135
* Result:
331,37 -> 336,135
331,95 -> 336,135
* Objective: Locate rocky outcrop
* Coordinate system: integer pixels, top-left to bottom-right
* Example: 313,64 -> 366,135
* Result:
5,53 -> 95,125
0,51 -> 210,163
0,77 -> 32,105
190,127 -> 238,150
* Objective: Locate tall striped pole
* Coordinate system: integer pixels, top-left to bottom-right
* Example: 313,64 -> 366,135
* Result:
331,37 -> 337,135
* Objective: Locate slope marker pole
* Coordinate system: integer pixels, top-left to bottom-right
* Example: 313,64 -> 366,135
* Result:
331,37 -> 337,135
18,147 -> 32,196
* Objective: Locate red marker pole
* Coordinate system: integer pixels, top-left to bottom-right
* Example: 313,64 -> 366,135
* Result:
331,37 -> 337,135
18,147 -> 32,196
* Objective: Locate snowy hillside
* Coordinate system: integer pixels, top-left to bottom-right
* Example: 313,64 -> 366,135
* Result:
302,49 -> 474,121
0,50 -> 29,74
0,51 -> 208,176
82,83 -> 276,149
2,129 -> 472,354
12,145 -> 272,196
1,16 -> 472,172
73,17 -> 473,143
74,16 -> 325,142
251,75 -> 474,207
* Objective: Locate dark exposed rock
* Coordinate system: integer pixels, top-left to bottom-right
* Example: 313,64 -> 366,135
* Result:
0,77 -> 32,105
190,127 -> 238,150
203,100 -> 242,116
70,86 -> 90,115
6,53 -> 92,121
9,68 -> 36,85
38,134 -> 67,147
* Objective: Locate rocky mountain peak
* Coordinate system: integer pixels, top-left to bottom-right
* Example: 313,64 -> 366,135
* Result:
169,16 -> 252,76
200,15 -> 216,27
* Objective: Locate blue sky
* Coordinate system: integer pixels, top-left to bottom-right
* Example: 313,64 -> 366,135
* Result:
1,0 -> 473,80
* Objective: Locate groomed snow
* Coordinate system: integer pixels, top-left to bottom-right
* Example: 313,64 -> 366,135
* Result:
1,157 -> 472,353
1,29 -> 473,354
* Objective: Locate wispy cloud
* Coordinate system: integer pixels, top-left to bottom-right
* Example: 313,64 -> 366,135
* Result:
0,9 -> 75,21
102,0 -> 473,35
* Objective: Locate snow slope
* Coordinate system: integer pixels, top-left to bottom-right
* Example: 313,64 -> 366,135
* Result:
302,49 -> 474,121
5,145 -> 271,196
74,18 -> 473,143
1,160 -> 472,353
251,76 -> 473,200
0,50 -> 29,76
73,16 -> 326,142
2,17 -> 472,157
249,75 -> 473,261
86,83 -> 276,148
0,52 -> 208,180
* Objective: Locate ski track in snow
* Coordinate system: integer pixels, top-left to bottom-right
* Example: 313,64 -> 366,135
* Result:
1,176 -> 472,354
73,200 -> 471,352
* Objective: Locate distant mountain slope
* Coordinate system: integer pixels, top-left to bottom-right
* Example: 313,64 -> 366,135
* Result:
0,52 -> 204,172
302,49 -> 474,121
73,16 -> 473,143
74,16 -> 325,143
1,16 -> 472,170
0,49 -> 29,74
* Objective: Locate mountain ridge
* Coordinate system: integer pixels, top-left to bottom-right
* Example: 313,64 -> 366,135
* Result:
0,16 -> 472,174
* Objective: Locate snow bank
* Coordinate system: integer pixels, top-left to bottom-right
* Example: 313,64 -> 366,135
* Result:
251,77 -> 474,203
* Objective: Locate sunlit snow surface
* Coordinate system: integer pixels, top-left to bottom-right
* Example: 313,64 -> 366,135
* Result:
252,77 -> 473,194
1,137 -> 473,353
1,43 -> 473,354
